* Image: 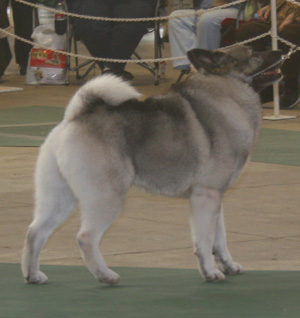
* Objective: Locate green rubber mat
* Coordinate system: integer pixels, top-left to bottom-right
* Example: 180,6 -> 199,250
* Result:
0,106 -> 65,125
0,106 -> 64,147
0,264 -> 299,318
252,128 -> 300,166
0,107 -> 299,166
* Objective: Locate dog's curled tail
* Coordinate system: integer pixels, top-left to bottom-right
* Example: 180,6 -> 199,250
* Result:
64,74 -> 141,121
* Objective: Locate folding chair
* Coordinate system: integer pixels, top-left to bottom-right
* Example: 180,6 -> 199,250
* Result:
65,0 -> 166,85
220,18 -> 247,47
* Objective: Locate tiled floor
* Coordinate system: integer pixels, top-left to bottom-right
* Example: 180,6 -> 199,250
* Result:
0,35 -> 300,275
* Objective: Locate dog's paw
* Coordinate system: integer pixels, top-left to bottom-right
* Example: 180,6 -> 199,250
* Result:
25,271 -> 48,284
205,269 -> 225,282
98,269 -> 120,285
218,261 -> 243,275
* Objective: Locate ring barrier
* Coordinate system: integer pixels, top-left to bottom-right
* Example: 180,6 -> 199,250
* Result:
0,0 -> 299,119
263,0 -> 297,120
0,0 -> 299,64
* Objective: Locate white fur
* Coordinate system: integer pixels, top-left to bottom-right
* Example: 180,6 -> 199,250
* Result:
64,74 -> 141,121
21,73 -> 243,285
21,122 -> 132,284
189,188 -> 242,282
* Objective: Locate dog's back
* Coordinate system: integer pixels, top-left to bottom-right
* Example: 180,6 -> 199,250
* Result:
58,71 -> 262,196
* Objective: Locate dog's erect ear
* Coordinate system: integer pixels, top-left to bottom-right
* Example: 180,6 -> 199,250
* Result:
187,49 -> 233,75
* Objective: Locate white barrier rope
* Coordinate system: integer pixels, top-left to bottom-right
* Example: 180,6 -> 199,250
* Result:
0,26 -> 178,64
0,25 -> 275,64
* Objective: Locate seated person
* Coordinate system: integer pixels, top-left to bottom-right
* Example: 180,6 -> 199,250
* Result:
0,0 -> 33,76
67,0 -> 157,81
0,0 -> 12,77
168,0 -> 242,70
235,0 -> 300,109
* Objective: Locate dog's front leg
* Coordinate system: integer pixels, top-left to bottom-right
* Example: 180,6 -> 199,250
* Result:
213,207 -> 243,275
189,187 -> 225,282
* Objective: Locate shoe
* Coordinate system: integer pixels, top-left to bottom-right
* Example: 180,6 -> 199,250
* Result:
162,35 -> 169,43
102,69 -> 133,81
175,68 -> 190,84
19,64 -> 27,76
280,88 -> 300,109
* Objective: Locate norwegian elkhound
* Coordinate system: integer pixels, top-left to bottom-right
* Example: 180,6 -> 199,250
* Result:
22,46 -> 282,284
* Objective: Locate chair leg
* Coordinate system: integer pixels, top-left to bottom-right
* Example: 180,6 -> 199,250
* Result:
65,17 -> 72,85
69,32 -> 99,80
153,19 -> 162,86
132,51 -> 155,75
75,61 -> 98,80
153,0 -> 165,86
175,69 -> 190,84
73,35 -> 80,79
133,23 -> 163,86
133,0 -> 164,86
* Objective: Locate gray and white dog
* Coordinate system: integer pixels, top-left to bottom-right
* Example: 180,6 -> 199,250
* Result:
22,46 -> 282,284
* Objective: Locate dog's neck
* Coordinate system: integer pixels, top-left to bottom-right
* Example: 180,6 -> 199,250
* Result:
227,73 -> 252,86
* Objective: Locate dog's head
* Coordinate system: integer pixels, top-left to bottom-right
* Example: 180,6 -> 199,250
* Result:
187,46 -> 283,92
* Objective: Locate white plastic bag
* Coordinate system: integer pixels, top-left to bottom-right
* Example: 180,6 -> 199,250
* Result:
26,25 -> 67,85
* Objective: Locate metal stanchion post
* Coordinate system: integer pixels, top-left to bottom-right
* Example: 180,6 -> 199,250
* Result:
263,0 -> 296,120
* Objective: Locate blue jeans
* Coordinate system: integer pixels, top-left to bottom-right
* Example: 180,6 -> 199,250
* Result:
169,7 -> 239,69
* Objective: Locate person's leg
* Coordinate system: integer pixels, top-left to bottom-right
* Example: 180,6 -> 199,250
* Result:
103,0 -> 156,73
0,0 -> 10,28
0,0 -> 12,77
11,0 -> 33,74
68,0 -> 113,60
0,38 -> 12,77
168,10 -> 198,70
278,24 -> 300,108
235,20 -> 270,51
194,7 -> 239,50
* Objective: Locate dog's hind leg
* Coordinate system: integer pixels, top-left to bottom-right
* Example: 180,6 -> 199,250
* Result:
21,147 -> 77,284
76,186 -> 127,285
213,207 -> 243,275
189,187 -> 225,282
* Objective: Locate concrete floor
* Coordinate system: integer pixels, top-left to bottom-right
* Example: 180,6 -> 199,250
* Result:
0,35 -> 300,276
